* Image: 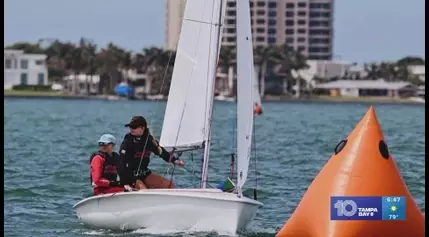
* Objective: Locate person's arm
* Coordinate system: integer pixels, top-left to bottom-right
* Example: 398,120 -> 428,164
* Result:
90,155 -> 111,187
148,135 -> 177,163
118,134 -> 133,185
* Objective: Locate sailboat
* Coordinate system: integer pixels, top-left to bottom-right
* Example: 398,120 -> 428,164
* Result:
73,0 -> 262,233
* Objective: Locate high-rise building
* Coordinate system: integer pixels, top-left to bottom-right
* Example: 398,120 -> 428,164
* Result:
164,0 -> 334,60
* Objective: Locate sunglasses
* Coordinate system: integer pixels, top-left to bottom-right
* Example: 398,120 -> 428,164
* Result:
129,125 -> 142,130
98,142 -> 114,147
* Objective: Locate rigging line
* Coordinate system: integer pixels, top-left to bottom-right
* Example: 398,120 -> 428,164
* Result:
252,119 -> 258,192
201,0 -> 223,187
135,38 -> 176,172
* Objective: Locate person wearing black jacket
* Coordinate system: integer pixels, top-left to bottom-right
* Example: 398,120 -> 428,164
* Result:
119,116 -> 184,189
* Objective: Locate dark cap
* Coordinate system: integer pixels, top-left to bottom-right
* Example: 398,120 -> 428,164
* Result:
125,116 -> 147,128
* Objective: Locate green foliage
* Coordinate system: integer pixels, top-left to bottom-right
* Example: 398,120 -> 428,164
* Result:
5,39 -> 424,95
12,84 -> 52,91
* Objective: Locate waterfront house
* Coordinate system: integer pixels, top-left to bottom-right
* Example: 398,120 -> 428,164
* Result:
313,79 -> 418,98
4,49 -> 48,90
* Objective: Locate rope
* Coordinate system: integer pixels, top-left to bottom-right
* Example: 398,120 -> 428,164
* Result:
135,49 -> 175,174
252,119 -> 258,200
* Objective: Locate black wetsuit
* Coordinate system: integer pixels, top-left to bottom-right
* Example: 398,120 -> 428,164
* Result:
118,132 -> 177,185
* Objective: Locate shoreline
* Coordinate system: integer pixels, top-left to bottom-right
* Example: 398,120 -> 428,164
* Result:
4,90 -> 425,105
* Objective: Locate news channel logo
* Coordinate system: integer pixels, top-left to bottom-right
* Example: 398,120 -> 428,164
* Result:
330,196 -> 406,221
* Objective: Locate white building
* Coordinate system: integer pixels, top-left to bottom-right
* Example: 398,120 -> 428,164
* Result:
4,49 -> 48,90
294,60 -> 357,88
408,65 -> 425,82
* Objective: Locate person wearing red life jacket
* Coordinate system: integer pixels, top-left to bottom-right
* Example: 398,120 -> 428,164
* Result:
89,134 -> 133,195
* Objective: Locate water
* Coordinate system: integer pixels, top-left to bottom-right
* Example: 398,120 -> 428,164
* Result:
4,98 -> 425,237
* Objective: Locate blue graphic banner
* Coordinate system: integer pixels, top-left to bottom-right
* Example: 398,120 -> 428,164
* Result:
330,196 -> 406,221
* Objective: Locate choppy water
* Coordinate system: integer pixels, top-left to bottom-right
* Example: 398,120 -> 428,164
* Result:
4,98 -> 425,237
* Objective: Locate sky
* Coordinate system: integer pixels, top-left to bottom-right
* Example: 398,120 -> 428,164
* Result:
4,0 -> 425,63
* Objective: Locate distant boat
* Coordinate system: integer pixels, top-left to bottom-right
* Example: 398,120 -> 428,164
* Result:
114,82 -> 133,97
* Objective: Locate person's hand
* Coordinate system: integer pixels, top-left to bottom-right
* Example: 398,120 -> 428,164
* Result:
174,159 -> 184,167
124,185 -> 133,192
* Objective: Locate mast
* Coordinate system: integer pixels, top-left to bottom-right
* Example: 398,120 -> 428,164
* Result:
201,0 -> 225,188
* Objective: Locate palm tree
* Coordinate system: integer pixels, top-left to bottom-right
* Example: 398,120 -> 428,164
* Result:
218,46 -> 236,96
253,45 -> 277,97
142,47 -> 171,95
364,63 -> 380,80
272,44 -> 308,96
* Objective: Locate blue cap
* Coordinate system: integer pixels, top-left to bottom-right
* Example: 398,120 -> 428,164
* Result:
98,134 -> 116,144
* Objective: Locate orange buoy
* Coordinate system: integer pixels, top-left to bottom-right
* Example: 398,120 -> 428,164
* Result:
277,106 -> 425,237
254,103 -> 263,115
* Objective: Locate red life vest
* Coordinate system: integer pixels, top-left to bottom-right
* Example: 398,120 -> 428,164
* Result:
89,151 -> 120,185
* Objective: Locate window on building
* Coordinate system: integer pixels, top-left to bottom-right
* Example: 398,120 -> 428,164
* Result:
322,12 -> 331,18
286,3 -> 295,8
285,29 -> 294,35
20,59 -> 28,69
298,11 -> 307,16
38,73 -> 45,85
257,1 -> 265,7
226,37 -> 235,42
309,29 -> 330,35
322,3 -> 331,9
285,20 -> 294,26
297,37 -> 306,42
256,37 -> 265,42
227,19 -> 236,25
286,11 -> 294,17
35,60 -> 45,65
268,11 -> 276,17
268,2 -> 277,8
268,19 -> 277,26
20,73 -> 28,85
14,59 -> 17,68
250,2 -> 253,7
298,20 -> 307,25
227,2 -> 236,7
285,38 -> 294,44
309,38 -> 330,44
256,19 -> 265,24
268,37 -> 276,44
5,59 -> 12,69
256,28 -> 265,33
297,28 -> 307,34
257,10 -> 265,15
310,3 -> 323,9
309,12 -> 321,17
298,2 -> 307,7
226,28 -> 236,34
268,28 -> 276,34
227,10 -> 236,16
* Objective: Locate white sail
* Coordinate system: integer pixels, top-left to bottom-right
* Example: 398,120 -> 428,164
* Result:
236,0 -> 255,193
160,0 -> 226,152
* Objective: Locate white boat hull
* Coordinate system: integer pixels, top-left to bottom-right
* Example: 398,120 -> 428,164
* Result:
73,188 -> 263,234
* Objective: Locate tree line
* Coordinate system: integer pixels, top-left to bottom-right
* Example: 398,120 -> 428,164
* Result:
5,38 -> 425,96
